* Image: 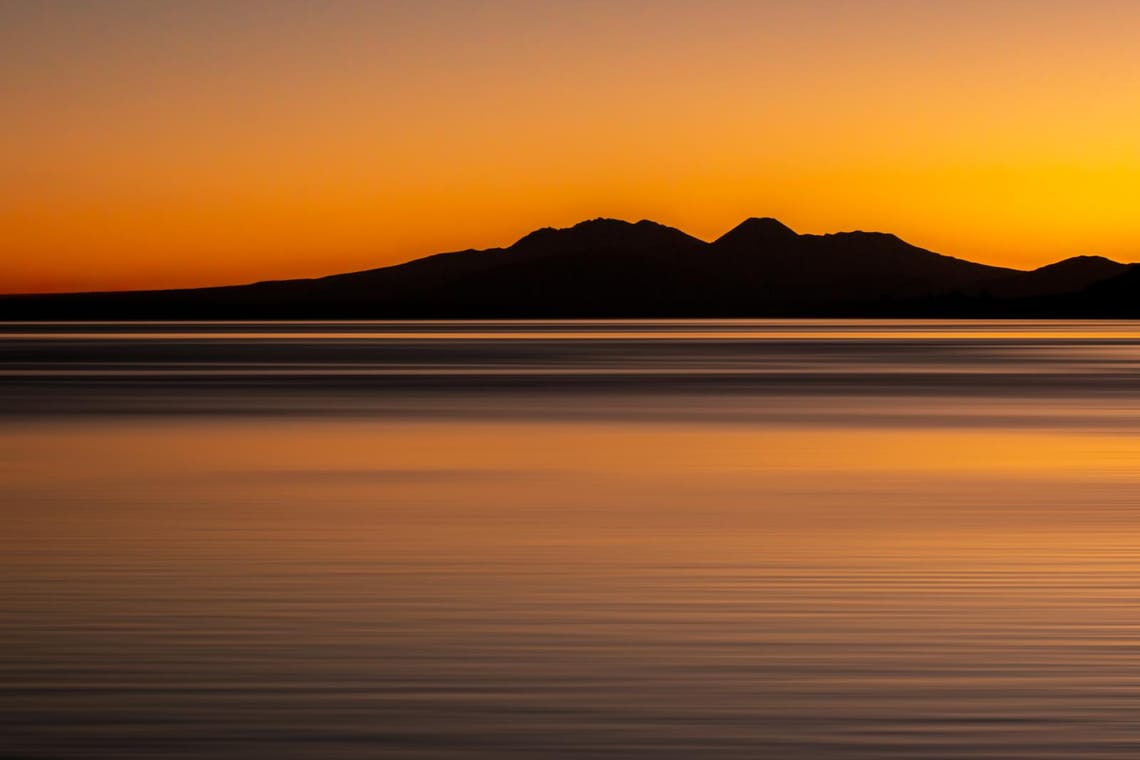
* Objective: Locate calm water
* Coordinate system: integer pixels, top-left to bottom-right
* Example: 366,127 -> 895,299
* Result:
4,320 -> 1140,759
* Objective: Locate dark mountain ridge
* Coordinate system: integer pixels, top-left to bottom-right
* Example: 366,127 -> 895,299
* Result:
2,217 -> 1135,319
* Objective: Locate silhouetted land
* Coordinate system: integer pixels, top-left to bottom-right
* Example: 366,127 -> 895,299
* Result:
2,218 -> 1136,319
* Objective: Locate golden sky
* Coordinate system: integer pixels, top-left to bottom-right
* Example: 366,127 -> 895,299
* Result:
4,0 -> 1140,293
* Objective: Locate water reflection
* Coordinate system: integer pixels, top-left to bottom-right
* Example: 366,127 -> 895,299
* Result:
3,321 -> 1140,758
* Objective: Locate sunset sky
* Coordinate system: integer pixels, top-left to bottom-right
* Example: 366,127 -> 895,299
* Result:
4,0 -> 1140,293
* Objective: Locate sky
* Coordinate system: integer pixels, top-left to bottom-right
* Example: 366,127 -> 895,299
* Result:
4,0 -> 1140,293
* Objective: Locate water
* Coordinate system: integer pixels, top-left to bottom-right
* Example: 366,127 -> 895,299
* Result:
4,320 -> 1140,759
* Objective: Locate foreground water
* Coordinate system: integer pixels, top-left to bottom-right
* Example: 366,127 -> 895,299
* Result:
4,320 -> 1140,759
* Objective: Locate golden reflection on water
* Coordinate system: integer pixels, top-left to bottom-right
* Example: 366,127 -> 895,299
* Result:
8,418 -> 1140,641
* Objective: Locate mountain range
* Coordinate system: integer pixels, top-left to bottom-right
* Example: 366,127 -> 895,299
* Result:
2,217 -> 1137,318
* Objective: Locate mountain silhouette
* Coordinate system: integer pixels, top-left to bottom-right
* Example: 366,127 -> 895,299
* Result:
1,218 -> 1134,318
1049,262 -> 1140,316
707,221 -> 1015,310
714,217 -> 800,248
981,255 -> 1129,299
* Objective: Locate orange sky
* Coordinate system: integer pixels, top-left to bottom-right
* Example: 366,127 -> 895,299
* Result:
4,0 -> 1140,293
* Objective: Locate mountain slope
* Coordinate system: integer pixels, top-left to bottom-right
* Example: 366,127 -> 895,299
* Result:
0,218 -> 1131,318
707,220 -> 1016,310
982,255 -> 1129,299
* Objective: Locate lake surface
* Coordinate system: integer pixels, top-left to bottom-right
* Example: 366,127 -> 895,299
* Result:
4,320 -> 1140,759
